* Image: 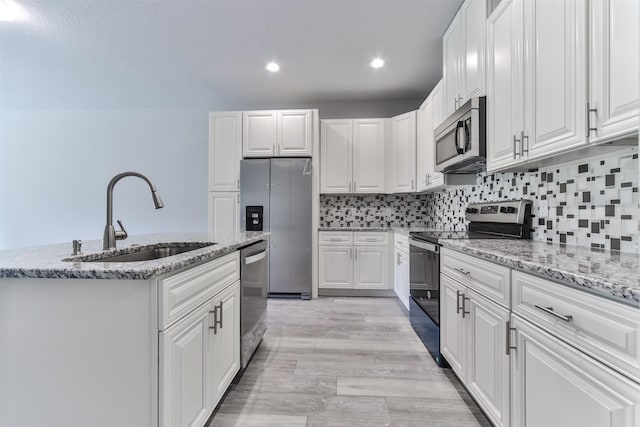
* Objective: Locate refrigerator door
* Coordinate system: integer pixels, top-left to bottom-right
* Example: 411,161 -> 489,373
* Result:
240,159 -> 270,232
269,158 -> 312,295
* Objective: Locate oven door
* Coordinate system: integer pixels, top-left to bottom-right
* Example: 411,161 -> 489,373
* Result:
409,239 -> 440,325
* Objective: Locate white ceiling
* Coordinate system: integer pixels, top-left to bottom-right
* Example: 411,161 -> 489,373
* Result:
0,0 -> 463,110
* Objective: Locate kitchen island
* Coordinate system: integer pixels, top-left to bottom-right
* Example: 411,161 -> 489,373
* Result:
0,232 -> 269,427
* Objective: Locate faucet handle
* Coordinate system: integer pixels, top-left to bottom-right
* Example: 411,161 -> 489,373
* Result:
115,219 -> 128,241
72,239 -> 83,255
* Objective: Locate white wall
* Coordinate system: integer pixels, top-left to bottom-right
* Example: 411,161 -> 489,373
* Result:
0,108 -> 208,250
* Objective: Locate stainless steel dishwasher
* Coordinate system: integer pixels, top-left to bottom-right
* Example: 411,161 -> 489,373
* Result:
239,240 -> 268,369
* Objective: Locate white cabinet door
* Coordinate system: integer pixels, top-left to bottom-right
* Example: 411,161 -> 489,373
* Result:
209,112 -> 242,192
461,0 -> 487,101
159,303 -> 211,427
319,246 -> 354,289
589,0 -> 640,144
441,274 -> 468,380
394,249 -> 410,310
486,0 -> 524,172
354,247 -> 388,290
390,111 -> 417,193
208,282 -> 240,408
431,79 -> 445,129
208,192 -> 239,234
416,96 -> 431,192
511,315 -> 640,427
243,111 -> 276,157
277,110 -> 312,156
466,290 -> 510,427
320,120 -> 352,193
443,15 -> 463,117
353,118 -> 385,193
524,0 -> 587,161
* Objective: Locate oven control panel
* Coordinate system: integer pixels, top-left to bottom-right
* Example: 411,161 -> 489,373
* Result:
465,200 -> 532,224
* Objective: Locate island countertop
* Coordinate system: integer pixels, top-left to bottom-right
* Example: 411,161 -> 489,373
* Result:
0,232 -> 270,280
441,239 -> 640,307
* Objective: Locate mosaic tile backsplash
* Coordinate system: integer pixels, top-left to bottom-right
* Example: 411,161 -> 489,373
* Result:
320,147 -> 639,253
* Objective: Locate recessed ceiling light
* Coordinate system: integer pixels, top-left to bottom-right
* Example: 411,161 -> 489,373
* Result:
266,62 -> 280,72
370,58 -> 385,69
0,0 -> 27,22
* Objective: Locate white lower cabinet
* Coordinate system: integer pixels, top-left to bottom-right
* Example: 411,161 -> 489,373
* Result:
510,315 -> 640,427
354,247 -> 388,290
319,232 -> 389,291
442,248 -> 640,427
160,303 -> 211,427
208,282 -> 241,405
393,248 -> 410,310
466,288 -> 510,427
160,255 -> 241,427
441,274 -> 468,379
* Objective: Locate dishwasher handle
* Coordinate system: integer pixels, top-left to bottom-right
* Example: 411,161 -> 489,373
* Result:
245,249 -> 267,265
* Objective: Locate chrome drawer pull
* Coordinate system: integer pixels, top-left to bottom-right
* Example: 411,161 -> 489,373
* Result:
462,295 -> 470,318
506,321 -> 517,355
456,290 -> 463,314
534,305 -> 573,323
454,267 -> 471,276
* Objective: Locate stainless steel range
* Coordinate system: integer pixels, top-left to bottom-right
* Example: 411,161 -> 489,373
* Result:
409,199 -> 532,367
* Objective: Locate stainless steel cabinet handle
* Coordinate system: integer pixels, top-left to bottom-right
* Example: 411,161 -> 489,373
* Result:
456,290 -> 463,314
349,248 -> 352,259
454,267 -> 471,276
236,177 -> 240,189
586,103 -> 598,137
534,305 -> 573,323
521,131 -> 529,155
354,181 -> 357,192
512,134 -> 521,159
506,321 -> 517,355
217,301 -> 223,329
397,252 -> 401,265
411,179 -> 415,190
462,295 -> 470,318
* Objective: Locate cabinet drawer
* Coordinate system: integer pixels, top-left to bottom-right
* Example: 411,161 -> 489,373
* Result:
319,231 -> 354,246
354,232 -> 388,246
394,233 -> 410,252
512,270 -> 640,382
441,248 -> 511,308
159,252 -> 240,330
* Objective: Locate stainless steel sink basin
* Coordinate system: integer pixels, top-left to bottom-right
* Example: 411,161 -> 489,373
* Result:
66,242 -> 216,263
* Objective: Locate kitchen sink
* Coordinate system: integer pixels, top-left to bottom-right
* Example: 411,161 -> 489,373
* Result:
66,242 -> 216,263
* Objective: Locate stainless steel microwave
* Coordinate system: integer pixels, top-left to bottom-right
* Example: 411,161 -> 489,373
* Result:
434,96 -> 486,173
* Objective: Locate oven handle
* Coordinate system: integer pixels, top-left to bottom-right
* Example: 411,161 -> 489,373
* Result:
409,239 -> 439,253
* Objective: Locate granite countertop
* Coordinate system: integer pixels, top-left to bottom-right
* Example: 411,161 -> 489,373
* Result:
441,239 -> 640,307
0,232 -> 270,280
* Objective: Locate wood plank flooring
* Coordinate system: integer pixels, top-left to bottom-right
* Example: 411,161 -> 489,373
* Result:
208,297 -> 492,427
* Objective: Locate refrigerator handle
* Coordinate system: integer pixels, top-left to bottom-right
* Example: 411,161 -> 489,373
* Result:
303,159 -> 312,176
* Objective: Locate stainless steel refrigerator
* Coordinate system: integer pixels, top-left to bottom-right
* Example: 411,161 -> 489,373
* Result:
240,158 -> 312,298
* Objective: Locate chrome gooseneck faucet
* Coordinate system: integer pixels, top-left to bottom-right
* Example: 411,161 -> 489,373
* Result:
103,171 -> 164,250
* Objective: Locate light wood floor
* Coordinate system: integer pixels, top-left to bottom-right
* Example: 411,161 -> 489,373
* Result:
208,297 -> 492,427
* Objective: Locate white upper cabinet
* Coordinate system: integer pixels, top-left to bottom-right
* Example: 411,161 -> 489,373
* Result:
208,192 -> 239,234
524,0 -> 588,160
320,118 -> 385,194
431,79 -> 445,130
277,110 -> 313,156
487,0 -> 526,172
209,112 -> 242,192
243,110 -> 313,157
588,0 -> 639,144
389,111 -> 417,193
352,119 -> 386,193
443,0 -> 487,117
416,95 -> 432,193
461,0 -> 487,101
243,111 -> 276,157
320,120 -> 352,193
443,15 -> 464,117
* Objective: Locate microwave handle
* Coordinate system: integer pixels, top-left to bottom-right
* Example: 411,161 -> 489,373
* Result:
455,120 -> 465,154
